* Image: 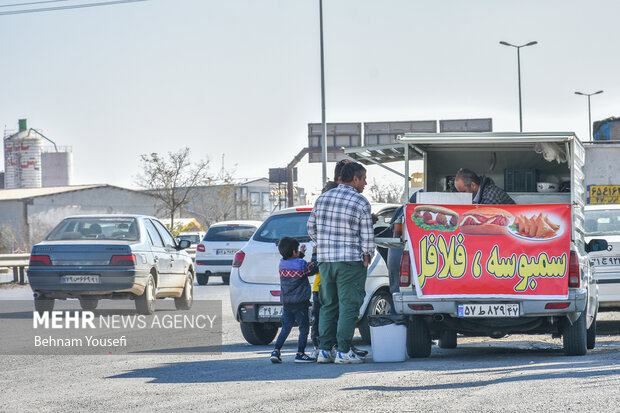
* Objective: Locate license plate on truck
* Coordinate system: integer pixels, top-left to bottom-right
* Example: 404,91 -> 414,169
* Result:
458,303 -> 519,318
61,275 -> 100,284
258,305 -> 282,319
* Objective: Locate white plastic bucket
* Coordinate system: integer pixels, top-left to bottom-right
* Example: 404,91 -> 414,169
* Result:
370,323 -> 408,362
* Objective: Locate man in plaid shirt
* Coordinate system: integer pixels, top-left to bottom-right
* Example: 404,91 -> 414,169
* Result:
307,162 -> 374,364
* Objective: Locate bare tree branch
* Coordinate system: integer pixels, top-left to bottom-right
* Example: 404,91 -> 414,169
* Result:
135,148 -> 211,227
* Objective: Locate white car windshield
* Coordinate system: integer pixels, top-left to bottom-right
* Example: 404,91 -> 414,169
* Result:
254,213 -> 311,243
204,225 -> 256,242
585,209 -> 620,236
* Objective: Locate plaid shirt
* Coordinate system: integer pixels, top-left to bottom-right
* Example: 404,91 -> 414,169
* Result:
307,184 -> 374,262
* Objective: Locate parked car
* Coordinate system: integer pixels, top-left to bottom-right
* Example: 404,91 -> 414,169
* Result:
585,204 -> 620,310
195,220 -> 262,285
176,231 -> 205,246
27,215 -> 195,315
229,204 -> 399,346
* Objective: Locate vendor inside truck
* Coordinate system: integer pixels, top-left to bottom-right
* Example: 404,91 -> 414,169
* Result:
454,168 -> 515,204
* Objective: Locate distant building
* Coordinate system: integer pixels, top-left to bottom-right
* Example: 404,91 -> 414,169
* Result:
182,178 -> 306,226
0,184 -> 158,252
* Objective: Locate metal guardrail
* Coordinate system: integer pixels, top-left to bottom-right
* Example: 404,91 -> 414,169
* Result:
0,253 -> 30,284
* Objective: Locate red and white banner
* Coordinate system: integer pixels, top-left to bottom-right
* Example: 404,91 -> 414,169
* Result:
405,203 -> 571,299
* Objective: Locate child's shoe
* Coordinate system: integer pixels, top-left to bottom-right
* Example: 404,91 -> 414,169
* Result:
270,350 -> 282,364
334,349 -> 364,364
316,349 -> 334,363
294,353 -> 316,363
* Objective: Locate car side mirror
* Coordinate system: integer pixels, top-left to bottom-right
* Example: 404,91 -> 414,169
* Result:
178,239 -> 191,249
585,238 -> 610,253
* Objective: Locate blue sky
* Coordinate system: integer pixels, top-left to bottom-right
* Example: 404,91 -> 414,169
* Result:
1,0 -> 618,198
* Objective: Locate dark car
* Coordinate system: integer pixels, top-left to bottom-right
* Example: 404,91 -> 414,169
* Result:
27,215 -> 195,314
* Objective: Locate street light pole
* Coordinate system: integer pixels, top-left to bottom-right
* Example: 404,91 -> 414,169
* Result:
319,0 -> 327,187
575,90 -> 604,141
499,41 -> 538,132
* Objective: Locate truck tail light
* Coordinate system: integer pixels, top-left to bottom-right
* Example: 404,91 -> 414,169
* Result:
29,255 -> 51,266
568,251 -> 580,288
270,290 -> 281,296
409,304 -> 434,311
109,255 -> 136,266
196,244 -> 205,252
545,302 -> 570,310
232,251 -> 245,268
399,251 -> 411,287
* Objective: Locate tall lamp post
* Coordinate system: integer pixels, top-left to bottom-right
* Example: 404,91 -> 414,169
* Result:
319,0 -> 327,187
499,41 -> 538,132
575,90 -> 604,141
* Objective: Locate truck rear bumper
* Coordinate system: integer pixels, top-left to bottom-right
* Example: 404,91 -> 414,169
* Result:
394,290 -> 586,315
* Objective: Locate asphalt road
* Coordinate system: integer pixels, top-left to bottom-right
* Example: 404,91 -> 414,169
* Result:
1,281 -> 620,413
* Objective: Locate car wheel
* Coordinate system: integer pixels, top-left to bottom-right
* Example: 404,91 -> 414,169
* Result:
135,275 -> 156,315
438,329 -> 457,349
174,273 -> 194,310
221,274 -> 230,285
79,298 -> 99,311
563,311 -> 587,356
34,296 -> 54,314
358,290 -> 392,344
197,273 -> 209,286
240,322 -> 278,345
587,316 -> 596,350
406,317 -> 432,358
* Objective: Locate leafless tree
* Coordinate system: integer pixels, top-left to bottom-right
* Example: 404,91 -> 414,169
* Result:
136,148 -> 211,228
367,178 -> 403,203
191,165 -> 239,227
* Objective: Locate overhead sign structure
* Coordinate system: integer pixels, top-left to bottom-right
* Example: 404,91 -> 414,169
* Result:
364,121 -> 437,146
405,203 -> 571,299
307,123 -> 361,163
439,118 -> 493,133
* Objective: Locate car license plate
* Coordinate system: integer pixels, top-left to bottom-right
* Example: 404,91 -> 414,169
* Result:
590,256 -> 620,266
61,275 -> 100,284
258,305 -> 282,318
216,249 -> 238,255
458,303 -> 519,318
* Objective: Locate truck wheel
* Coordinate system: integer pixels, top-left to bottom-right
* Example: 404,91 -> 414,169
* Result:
221,274 -> 230,285
358,290 -> 392,344
135,275 -> 156,315
79,298 -> 99,311
197,273 -> 209,286
34,296 -> 54,315
406,317 -> 431,358
587,316 -> 596,350
174,273 -> 193,310
438,329 -> 457,349
240,322 -> 278,345
563,312 -> 587,356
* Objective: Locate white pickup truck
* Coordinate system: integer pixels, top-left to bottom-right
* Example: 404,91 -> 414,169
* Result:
347,132 -> 608,357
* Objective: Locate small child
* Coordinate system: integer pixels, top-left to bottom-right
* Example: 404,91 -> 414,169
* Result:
270,237 -> 319,364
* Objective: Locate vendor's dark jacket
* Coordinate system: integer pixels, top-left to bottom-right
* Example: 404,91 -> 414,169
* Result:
478,178 -> 515,204
279,253 -> 318,307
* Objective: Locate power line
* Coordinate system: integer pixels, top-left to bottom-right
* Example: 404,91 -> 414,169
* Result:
0,0 -> 148,15
0,1 -> 72,9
